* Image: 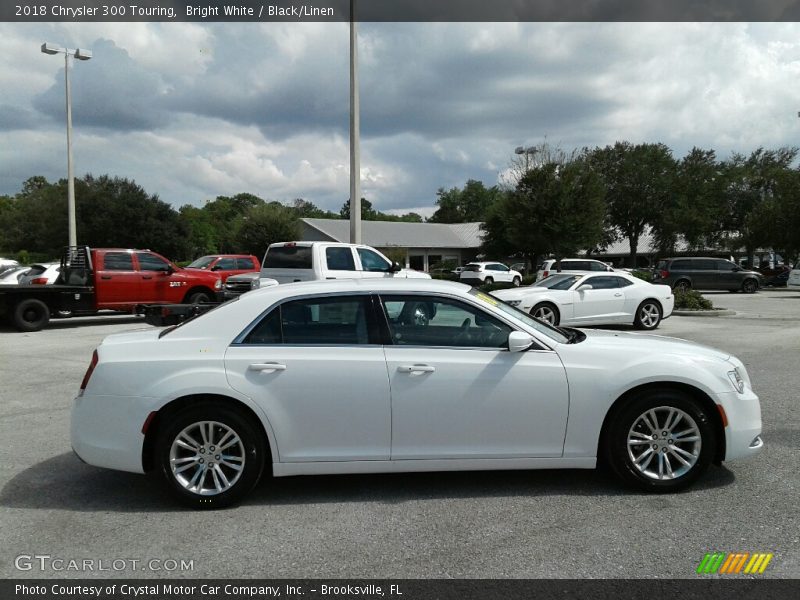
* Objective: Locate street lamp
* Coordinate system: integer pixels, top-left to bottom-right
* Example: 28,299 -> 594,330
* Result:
515,145 -> 537,172
41,42 -> 92,248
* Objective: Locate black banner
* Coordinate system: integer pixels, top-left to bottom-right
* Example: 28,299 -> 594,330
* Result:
3,579 -> 800,600
5,0 -> 800,23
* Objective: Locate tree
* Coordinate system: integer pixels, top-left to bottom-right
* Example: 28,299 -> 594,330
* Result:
290,198 -> 339,219
235,203 -> 301,256
482,160 -> 606,268
429,179 -> 503,223
340,197 -> 379,220
588,142 -> 676,267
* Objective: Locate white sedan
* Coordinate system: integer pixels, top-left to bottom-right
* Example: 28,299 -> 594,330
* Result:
788,264 -> 800,290
492,272 -> 674,330
72,278 -> 761,508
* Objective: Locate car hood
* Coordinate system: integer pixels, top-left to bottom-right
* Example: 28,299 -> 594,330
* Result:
226,272 -> 260,283
576,328 -> 730,362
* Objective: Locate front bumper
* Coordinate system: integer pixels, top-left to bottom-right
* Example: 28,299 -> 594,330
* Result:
715,389 -> 763,462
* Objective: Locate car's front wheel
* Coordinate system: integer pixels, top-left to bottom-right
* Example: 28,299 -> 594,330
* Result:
742,278 -> 758,294
156,404 -> 266,509
530,302 -> 560,325
634,300 -> 662,330
605,391 -> 715,492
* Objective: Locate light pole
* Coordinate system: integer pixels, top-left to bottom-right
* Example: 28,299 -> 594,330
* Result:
349,0 -> 361,244
514,145 -> 537,172
41,42 -> 92,248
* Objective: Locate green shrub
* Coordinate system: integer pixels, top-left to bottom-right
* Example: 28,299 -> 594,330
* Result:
674,289 -> 713,310
430,272 -> 460,282
631,269 -> 654,282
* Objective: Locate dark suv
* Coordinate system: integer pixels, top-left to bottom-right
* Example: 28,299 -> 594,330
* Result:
653,257 -> 763,293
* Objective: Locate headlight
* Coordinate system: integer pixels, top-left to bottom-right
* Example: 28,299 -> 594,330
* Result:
507,300 -> 521,307
214,279 -> 222,290
728,368 -> 745,394
250,279 -> 260,290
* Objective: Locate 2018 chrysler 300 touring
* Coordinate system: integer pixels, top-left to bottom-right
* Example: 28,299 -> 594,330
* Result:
71,279 -> 763,508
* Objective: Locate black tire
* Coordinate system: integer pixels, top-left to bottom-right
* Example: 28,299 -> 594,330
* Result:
530,302 -> 560,325
673,279 -> 691,292
604,390 -> 716,492
186,290 -> 212,304
512,276 -> 521,287
12,298 -> 50,332
483,276 -> 494,285
742,278 -> 758,294
633,300 -> 662,330
156,404 -> 266,509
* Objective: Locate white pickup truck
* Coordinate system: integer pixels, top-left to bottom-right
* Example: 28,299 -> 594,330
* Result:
223,242 -> 430,298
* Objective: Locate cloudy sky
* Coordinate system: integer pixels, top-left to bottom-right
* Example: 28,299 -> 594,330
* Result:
2,21 -> 800,216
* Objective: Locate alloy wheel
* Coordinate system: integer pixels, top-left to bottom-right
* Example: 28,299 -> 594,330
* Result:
627,406 -> 701,480
169,421 -> 246,496
532,305 -> 556,324
638,303 -> 660,328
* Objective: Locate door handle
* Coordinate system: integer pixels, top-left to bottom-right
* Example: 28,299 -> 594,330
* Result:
614,292 -> 623,297
398,364 -> 436,374
248,362 -> 287,372
100,275 -> 112,280
142,276 -> 153,280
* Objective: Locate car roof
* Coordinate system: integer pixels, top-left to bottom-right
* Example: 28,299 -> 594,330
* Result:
244,277 -> 472,301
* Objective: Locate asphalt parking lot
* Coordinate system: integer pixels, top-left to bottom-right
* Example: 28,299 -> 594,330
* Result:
0,290 -> 798,579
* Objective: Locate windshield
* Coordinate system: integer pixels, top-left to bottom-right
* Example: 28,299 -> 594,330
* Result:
185,256 -> 216,269
467,289 -> 570,344
536,274 -> 581,290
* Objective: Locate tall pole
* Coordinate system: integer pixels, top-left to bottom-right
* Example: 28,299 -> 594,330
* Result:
349,0 -> 361,243
64,52 -> 77,247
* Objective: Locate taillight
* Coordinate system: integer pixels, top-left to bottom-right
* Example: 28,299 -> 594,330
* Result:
660,270 -> 669,279
79,350 -> 98,396
542,271 -> 549,278
31,277 -> 48,284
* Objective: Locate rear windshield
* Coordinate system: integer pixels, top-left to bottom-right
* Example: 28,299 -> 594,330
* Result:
536,274 -> 581,290
463,264 -> 482,272
263,246 -> 313,269
186,256 -> 216,269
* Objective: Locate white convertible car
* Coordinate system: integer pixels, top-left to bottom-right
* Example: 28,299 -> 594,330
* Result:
492,272 -> 674,330
72,278 -> 761,508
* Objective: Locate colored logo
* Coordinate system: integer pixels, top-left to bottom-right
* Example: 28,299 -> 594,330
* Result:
696,552 -> 774,574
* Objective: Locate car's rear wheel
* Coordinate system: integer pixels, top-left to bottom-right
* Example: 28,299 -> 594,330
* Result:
605,391 -> 715,492
634,300 -> 662,330
530,302 -> 560,325
483,276 -> 494,285
156,405 -> 266,509
673,279 -> 691,292
512,276 -> 521,287
742,278 -> 758,294
12,298 -> 50,332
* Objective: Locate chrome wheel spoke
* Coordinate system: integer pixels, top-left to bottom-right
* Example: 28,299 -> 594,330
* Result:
178,433 -> 201,451
669,448 -> 692,467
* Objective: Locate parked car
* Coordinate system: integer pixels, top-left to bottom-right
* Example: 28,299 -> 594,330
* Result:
536,258 -> 614,282
18,262 -> 61,285
71,278 -> 762,508
788,264 -> 800,290
758,264 -> 791,287
224,242 -> 429,299
492,272 -> 673,330
459,262 -> 522,286
0,266 -> 32,285
183,254 -> 260,283
0,258 -> 19,275
653,257 -> 762,293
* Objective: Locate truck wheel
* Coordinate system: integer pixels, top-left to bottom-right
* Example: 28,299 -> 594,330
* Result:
187,291 -> 212,304
13,299 -> 50,332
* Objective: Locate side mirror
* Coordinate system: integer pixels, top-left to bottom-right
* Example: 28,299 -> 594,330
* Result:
211,265 -> 223,271
388,261 -> 402,273
577,284 -> 593,291
508,331 -> 534,353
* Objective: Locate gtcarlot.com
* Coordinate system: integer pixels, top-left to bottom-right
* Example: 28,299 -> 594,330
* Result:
14,554 -> 194,573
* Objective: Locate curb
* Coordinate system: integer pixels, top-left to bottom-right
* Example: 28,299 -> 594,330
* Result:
673,309 -> 736,317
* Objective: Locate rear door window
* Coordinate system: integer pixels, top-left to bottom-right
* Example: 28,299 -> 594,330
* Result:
263,246 -> 312,269
237,257 -> 256,270
325,247 -> 357,271
103,252 -> 134,271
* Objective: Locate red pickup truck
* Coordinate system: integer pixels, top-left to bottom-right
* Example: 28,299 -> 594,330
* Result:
0,247 -> 223,331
